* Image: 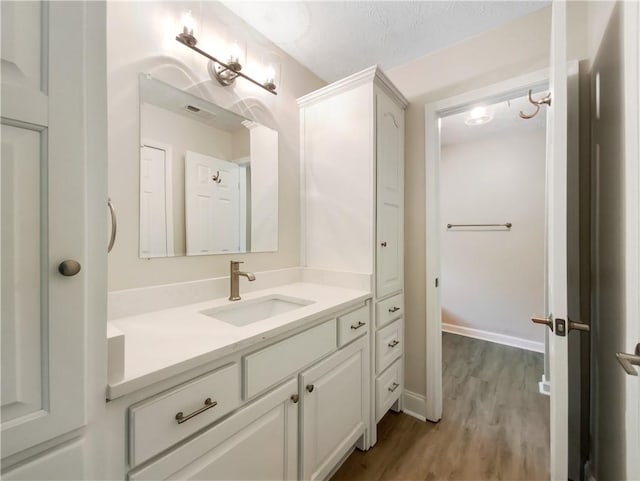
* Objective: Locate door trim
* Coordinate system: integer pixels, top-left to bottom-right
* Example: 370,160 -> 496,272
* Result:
423,69 -> 549,422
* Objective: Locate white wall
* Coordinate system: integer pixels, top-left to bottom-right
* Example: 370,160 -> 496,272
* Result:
107,1 -> 325,291
440,128 -> 546,345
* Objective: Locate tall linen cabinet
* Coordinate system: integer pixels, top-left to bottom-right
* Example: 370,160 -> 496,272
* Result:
298,66 -> 407,447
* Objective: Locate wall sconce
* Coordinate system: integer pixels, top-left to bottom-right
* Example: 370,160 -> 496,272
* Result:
175,13 -> 277,95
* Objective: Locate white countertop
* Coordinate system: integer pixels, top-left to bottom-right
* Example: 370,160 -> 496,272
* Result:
107,282 -> 371,399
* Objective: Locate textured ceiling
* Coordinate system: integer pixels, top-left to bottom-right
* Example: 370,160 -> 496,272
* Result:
440,93 -> 547,147
222,1 -> 550,83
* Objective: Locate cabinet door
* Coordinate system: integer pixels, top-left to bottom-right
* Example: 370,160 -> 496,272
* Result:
376,93 -> 404,298
300,339 -> 367,481
1,2 -> 96,458
129,379 -> 298,481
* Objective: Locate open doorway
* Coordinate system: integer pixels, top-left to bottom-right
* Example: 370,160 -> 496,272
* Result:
439,91 -> 550,477
423,70 -> 553,478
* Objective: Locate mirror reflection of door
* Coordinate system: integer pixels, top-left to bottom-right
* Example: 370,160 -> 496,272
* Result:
185,151 -> 242,255
139,143 -> 174,257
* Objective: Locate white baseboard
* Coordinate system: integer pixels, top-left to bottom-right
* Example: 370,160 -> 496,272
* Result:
442,323 -> 544,353
402,390 -> 427,421
538,374 -> 551,396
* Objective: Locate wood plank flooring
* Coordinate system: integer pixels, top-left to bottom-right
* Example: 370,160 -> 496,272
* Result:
331,333 -> 550,481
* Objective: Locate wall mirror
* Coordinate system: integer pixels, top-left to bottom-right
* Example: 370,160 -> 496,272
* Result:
138,73 -> 278,258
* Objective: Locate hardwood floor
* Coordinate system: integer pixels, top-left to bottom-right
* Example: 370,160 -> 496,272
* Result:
331,333 -> 550,481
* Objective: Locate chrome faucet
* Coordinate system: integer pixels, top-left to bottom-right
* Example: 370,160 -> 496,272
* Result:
229,260 -> 255,301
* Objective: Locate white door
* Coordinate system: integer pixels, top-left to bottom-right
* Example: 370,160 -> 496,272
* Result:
300,340 -> 367,481
184,151 -> 240,255
1,1 -> 91,458
140,145 -> 168,257
592,2 -> 640,480
376,93 -> 404,298
542,2 -> 572,479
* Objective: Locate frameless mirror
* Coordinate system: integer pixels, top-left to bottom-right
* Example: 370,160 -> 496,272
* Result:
139,74 -> 278,257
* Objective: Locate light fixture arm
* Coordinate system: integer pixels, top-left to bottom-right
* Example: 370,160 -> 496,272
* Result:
175,35 -> 277,95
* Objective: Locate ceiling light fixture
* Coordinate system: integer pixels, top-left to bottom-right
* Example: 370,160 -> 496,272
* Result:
465,106 -> 493,126
175,13 -> 278,95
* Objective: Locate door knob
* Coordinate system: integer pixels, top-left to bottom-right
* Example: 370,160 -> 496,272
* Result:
58,260 -> 81,276
531,315 -> 553,331
306,384 -> 314,393
380,241 -> 387,247
569,319 -> 590,332
290,394 -> 299,403
616,343 -> 640,376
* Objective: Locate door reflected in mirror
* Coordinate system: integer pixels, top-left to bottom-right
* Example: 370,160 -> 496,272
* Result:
139,74 -> 278,258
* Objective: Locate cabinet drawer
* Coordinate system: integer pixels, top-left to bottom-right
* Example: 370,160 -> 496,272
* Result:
375,358 -> 402,423
129,363 -> 241,467
337,304 -> 369,347
376,293 -> 403,328
243,319 -> 336,399
375,318 -> 403,373
128,379 -> 298,481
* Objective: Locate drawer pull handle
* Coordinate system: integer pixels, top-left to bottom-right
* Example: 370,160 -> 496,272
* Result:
388,306 -> 400,313
175,398 -> 217,424
291,394 -> 299,403
350,321 -> 366,330
388,382 -> 400,393
306,384 -> 315,393
388,339 -> 400,348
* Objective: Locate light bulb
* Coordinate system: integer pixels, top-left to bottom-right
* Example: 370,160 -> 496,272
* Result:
228,42 -> 242,65
182,11 -> 195,36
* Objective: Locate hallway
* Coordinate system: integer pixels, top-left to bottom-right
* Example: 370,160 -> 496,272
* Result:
332,333 -> 550,480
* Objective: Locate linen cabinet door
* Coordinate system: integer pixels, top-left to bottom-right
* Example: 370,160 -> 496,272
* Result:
300,339 -> 367,481
129,380 -> 299,481
375,92 -> 404,298
1,1 -> 101,460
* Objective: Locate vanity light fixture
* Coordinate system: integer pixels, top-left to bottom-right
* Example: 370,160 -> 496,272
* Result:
175,13 -> 277,95
464,106 -> 493,126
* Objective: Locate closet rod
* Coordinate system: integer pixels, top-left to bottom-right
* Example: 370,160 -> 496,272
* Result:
446,222 -> 512,229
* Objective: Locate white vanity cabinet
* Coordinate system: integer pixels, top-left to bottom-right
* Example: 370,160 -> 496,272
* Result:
120,300 -> 370,481
298,65 -> 407,446
300,338 -> 368,481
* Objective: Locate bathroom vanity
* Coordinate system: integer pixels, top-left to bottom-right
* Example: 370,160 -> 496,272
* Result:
106,281 -> 371,481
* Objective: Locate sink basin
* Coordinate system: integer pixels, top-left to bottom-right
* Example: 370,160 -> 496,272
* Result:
201,295 -> 315,327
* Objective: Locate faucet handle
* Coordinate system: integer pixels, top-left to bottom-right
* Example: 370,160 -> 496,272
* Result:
231,260 -> 244,265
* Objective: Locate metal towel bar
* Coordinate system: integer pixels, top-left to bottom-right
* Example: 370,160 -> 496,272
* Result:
447,222 -> 512,229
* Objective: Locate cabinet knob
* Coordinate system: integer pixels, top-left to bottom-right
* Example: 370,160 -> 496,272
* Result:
58,260 -> 81,277
306,384 -> 314,393
290,394 -> 299,403
380,241 -> 387,247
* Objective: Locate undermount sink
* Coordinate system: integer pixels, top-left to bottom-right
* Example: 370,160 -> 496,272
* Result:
201,295 -> 315,327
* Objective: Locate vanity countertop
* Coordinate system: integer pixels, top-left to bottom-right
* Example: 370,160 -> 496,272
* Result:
107,282 -> 371,399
